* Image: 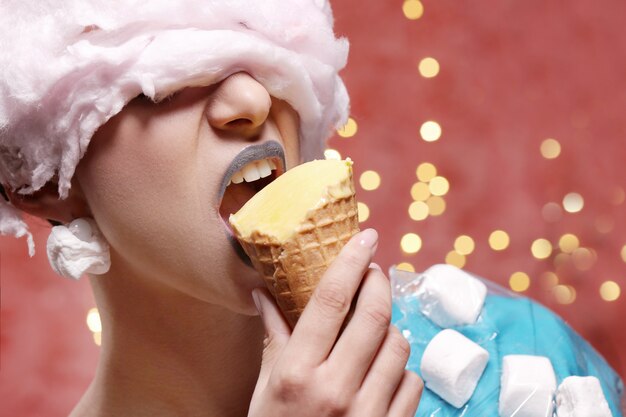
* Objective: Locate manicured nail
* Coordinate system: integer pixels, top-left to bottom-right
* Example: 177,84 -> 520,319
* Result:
251,289 -> 263,317
369,262 -> 382,271
359,228 -> 378,248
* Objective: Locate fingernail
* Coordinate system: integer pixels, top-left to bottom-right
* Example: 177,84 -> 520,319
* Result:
369,262 -> 382,271
358,228 -> 378,248
252,289 -> 263,317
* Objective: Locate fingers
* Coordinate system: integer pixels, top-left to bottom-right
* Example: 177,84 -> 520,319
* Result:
350,325 -> 410,415
283,229 -> 378,366
253,288 -> 292,387
387,370 -> 423,417
327,264 -> 391,387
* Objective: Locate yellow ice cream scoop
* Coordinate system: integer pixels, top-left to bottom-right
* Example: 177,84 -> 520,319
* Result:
230,159 -> 359,327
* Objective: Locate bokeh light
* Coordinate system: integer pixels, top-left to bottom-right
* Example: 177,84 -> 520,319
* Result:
509,272 -> 530,292
554,285 -> 577,305
559,233 -> 580,253
454,235 -> 475,255
572,248 -> 595,271
426,196 -> 446,216
408,201 -> 429,221
402,0 -> 424,20
541,272 -> 559,289
410,182 -> 431,201
359,170 -> 381,190
531,238 -> 553,259
563,192 -> 584,213
420,121 -> 442,142
324,148 -> 341,160
337,117 -> 358,138
600,281 -> 621,302
489,230 -> 510,251
611,187 -> 625,205
542,202 -> 563,222
357,202 -> 370,222
540,138 -> 561,159
86,308 -> 101,333
429,176 -> 450,196
401,233 -> 422,254
621,244 -> 626,263
445,250 -> 466,268
418,57 -> 440,78
396,262 -> 415,272
416,162 -> 437,182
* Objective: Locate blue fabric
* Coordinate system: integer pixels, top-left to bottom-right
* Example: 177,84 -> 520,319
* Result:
392,292 -> 624,417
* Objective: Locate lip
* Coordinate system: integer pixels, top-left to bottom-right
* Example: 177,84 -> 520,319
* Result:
218,141 -> 286,267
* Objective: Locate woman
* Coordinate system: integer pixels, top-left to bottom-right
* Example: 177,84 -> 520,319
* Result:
0,0 -> 423,416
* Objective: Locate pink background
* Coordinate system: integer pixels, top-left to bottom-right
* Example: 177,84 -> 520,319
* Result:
2,0 -> 625,415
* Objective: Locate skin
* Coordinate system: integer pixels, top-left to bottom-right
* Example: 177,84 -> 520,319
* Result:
11,72 -> 423,416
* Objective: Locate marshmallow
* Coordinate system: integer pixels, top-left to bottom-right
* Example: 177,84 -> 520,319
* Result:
556,376 -> 613,417
499,355 -> 556,417
420,329 -> 489,408
416,264 -> 487,327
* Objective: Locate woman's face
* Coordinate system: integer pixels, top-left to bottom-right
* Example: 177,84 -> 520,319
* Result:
75,72 -> 302,315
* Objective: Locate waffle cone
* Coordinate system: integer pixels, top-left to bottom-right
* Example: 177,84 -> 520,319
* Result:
236,189 -> 359,328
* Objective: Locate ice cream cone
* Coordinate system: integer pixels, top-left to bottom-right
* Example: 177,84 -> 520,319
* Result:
230,160 -> 359,327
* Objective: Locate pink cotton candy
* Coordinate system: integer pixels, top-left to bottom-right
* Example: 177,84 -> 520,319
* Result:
0,0 -> 350,254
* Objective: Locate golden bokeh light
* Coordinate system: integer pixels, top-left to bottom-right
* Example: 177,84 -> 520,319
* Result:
454,235 -> 475,255
541,271 -> 559,289
445,251 -> 466,268
410,182 -> 431,201
416,162 -> 437,182
357,202 -> 370,223
337,117 -> 358,138
401,233 -> 422,254
540,138 -> 561,159
621,245 -> 626,263
360,170 -> 381,191
571,247 -> 594,271
531,238 -> 552,259
418,57 -> 440,78
324,148 -> 341,160
93,332 -> 102,346
611,187 -> 625,205
489,230 -> 510,251
402,0 -> 424,20
542,202 -> 563,223
86,307 -> 102,333
509,272 -> 530,292
396,262 -> 416,272
558,233 -> 580,253
420,121 -> 442,142
599,281 -> 621,302
554,285 -> 577,305
429,176 -> 450,196
563,192 -> 584,213
408,201 -> 429,221
426,196 -> 446,216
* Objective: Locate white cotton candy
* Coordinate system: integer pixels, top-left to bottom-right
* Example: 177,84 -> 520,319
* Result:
498,355 -> 557,417
416,264 -> 487,327
420,329 -> 489,408
46,219 -> 110,280
556,376 -> 613,417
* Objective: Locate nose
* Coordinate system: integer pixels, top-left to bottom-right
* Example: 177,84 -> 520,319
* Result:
206,72 -> 272,138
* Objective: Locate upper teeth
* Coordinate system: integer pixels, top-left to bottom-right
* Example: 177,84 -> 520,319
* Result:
230,159 -> 277,185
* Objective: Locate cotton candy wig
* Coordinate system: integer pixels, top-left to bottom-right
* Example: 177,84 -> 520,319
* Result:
0,0 -> 350,254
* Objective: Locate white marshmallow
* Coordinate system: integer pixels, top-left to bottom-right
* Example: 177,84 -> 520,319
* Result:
420,329 -> 489,408
556,376 -> 613,417
416,264 -> 487,327
498,355 -> 557,417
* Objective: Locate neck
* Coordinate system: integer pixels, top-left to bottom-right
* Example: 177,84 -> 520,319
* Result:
72,258 -> 264,417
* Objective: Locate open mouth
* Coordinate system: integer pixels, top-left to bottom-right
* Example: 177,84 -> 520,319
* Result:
218,142 -> 286,265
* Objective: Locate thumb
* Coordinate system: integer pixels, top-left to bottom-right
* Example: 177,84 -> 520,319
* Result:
252,288 -> 291,386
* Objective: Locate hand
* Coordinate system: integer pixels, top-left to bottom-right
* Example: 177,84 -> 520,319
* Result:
248,229 -> 423,417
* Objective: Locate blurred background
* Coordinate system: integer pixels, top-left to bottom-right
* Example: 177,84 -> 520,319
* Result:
1,0 -> 625,415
